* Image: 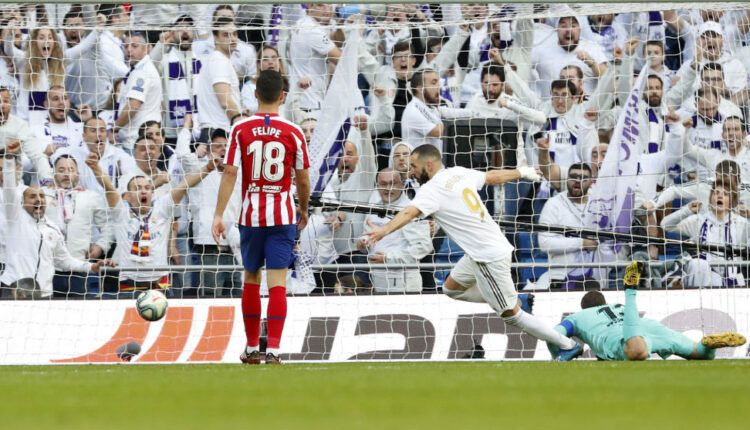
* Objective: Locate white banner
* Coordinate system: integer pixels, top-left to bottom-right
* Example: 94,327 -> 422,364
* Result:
585,65 -> 649,233
308,29 -> 365,193
0,290 -> 748,364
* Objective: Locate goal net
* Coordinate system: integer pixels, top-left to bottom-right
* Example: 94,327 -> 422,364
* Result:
0,2 -> 748,363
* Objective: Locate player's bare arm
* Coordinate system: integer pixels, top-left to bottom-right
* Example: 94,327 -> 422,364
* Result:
295,168 -> 311,231
212,164 -> 238,244
367,206 -> 423,245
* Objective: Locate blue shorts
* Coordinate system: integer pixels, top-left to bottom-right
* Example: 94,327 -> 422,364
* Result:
239,225 -> 297,273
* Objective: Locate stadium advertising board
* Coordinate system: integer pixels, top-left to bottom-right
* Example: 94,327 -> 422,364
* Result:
1,290 -> 747,364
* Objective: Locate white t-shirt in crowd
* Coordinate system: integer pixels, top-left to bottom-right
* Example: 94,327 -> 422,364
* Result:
37,119 -> 84,151
401,98 -> 443,151
111,195 -> 175,282
531,39 -> 608,99
410,166 -> 514,262
196,50 -> 240,130
116,55 -> 163,150
289,14 -> 336,110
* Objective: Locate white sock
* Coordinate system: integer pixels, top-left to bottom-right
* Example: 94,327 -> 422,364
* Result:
504,310 -> 576,350
443,285 -> 486,303
266,348 -> 280,355
246,345 -> 259,353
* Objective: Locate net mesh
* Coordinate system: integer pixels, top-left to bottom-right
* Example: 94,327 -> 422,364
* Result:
0,3 -> 749,363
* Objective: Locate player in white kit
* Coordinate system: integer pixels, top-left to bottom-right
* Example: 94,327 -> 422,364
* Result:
367,145 -> 582,360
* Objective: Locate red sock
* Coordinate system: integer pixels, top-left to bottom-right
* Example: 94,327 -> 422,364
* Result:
266,286 -> 287,350
241,283 -> 261,348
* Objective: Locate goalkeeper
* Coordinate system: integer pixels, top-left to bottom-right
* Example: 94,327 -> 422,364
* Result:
549,261 -> 746,361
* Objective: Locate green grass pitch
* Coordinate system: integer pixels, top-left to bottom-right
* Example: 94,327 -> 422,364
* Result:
1,360 -> 748,430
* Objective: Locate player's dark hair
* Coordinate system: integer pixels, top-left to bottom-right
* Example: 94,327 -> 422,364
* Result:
481,62 -> 505,83
581,291 -> 606,309
550,79 -> 576,96
411,144 -> 441,162
411,68 -> 436,91
255,70 -> 284,104
568,162 -> 592,177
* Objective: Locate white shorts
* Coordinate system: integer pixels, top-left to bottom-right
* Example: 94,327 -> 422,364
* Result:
450,255 -> 518,312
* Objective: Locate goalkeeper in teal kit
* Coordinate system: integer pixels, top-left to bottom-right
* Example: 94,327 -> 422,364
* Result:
550,261 -> 746,361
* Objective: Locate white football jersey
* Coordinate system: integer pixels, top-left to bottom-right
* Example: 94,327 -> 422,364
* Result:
410,166 -> 514,262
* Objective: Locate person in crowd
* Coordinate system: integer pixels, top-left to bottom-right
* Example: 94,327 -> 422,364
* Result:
0,147 -> 23,273
531,15 -> 609,99
241,45 -> 284,115
191,5 -> 257,83
668,62 -> 743,119
364,4 -> 443,67
0,87 -> 53,184
401,68 -> 472,151
44,154 -> 111,297
1,141 -> 113,299
358,168 -> 432,293
133,137 -> 170,192
73,117 -> 136,194
65,4 -> 129,112
3,23 -> 98,126
149,14 -> 202,142
84,146 -> 216,297
659,117 -> 750,208
537,163 -> 603,290
113,32 -> 163,152
289,3 -> 341,113
39,85 -> 84,155
664,17 -> 747,95
176,125 -> 242,298
661,176 -> 748,288
466,62 -> 547,129
196,16 -> 241,142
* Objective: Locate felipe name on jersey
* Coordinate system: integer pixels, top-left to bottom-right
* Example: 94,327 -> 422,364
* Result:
248,126 -> 282,140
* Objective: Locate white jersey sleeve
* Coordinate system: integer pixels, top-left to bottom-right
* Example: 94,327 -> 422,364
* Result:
466,168 -> 487,190
410,182 -> 441,218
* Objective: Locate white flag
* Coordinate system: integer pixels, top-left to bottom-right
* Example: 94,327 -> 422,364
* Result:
584,66 -> 649,236
309,29 -> 365,193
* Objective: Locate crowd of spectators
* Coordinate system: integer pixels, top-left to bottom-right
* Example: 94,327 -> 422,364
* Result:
1,3 -> 750,299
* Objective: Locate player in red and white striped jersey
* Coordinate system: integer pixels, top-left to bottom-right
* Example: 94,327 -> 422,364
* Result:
213,70 -> 311,365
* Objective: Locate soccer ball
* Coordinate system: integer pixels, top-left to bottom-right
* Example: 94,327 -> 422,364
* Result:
135,290 -> 168,322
